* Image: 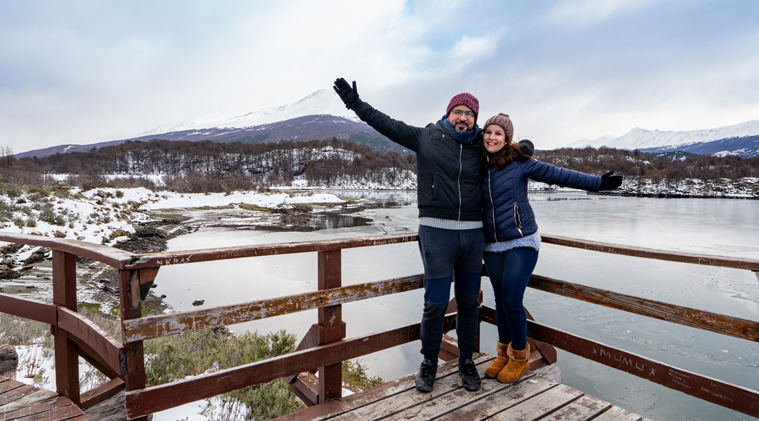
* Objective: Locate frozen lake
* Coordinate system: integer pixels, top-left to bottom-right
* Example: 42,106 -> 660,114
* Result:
153,191 -> 759,421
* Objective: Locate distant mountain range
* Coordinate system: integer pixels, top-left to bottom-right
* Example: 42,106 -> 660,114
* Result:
16,90 -> 411,159
566,120 -> 759,158
16,89 -> 759,160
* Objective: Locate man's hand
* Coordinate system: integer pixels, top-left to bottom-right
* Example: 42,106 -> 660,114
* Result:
333,78 -> 359,109
600,171 -> 623,190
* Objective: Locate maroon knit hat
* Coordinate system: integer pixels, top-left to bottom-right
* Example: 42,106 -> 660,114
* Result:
446,93 -> 479,118
483,113 -> 514,141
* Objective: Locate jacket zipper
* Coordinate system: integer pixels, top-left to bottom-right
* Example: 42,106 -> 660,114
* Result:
514,202 -> 524,237
487,170 -> 498,242
457,144 -> 462,221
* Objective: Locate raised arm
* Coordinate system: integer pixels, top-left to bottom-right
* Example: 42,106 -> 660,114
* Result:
334,78 -> 424,151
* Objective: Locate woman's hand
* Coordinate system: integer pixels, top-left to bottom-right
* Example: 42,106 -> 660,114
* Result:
600,171 -> 623,190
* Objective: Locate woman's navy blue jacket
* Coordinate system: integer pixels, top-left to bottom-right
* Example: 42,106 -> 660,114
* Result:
482,158 -> 602,243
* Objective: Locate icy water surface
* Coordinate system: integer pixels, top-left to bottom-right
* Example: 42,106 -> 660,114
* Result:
153,191 -> 759,421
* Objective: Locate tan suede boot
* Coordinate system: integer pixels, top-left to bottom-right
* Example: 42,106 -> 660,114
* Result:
497,342 -> 530,383
484,341 -> 509,378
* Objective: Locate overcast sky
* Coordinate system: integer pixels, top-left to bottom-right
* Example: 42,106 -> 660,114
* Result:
2,0 -> 759,154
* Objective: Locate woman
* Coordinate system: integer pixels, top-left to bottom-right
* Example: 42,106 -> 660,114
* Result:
480,113 -> 622,383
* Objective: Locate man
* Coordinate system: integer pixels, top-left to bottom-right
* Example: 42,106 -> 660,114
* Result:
333,78 -> 484,392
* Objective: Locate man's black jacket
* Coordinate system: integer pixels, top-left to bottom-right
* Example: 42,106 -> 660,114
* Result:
351,99 -> 482,221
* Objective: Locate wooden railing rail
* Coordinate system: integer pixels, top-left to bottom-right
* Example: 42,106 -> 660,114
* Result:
541,234 -> 759,271
123,233 -> 419,269
0,232 -> 134,269
527,274 -> 759,343
121,274 -> 424,343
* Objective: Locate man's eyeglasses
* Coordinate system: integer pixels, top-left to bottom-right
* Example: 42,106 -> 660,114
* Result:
451,109 -> 475,118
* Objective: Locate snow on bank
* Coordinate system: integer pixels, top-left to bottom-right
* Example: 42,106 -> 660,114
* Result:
0,187 -> 344,268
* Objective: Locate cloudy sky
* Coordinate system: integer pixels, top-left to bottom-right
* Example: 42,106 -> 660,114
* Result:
2,0 -> 759,154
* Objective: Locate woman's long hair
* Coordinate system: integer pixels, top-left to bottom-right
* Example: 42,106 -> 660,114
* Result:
481,135 -> 530,171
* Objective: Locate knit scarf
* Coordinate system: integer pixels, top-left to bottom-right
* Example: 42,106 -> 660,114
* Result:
440,116 -> 479,144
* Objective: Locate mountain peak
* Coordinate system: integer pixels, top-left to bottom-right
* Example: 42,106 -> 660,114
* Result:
566,120 -> 759,154
136,89 -> 358,137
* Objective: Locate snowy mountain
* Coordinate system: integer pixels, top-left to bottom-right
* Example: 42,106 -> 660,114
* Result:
16,90 -> 412,158
137,89 -> 360,137
566,120 -> 759,157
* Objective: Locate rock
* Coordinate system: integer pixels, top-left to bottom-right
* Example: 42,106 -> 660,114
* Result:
99,279 -> 110,283
88,264 -> 97,269
160,294 -> 167,299
192,300 -> 205,306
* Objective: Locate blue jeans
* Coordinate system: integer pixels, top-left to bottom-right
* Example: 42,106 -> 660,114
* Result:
418,225 -> 484,363
483,247 -> 539,350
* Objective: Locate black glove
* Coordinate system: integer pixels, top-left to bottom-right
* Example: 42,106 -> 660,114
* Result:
599,171 -> 623,190
333,78 -> 359,109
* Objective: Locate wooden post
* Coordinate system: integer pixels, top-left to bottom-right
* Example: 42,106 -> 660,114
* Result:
0,344 -> 18,379
317,250 -> 342,402
120,269 -> 148,421
52,250 -> 80,406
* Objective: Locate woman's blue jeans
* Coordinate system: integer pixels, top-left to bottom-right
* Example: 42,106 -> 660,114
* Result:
483,247 -> 539,350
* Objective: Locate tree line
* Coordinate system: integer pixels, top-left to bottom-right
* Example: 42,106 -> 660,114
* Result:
534,147 -> 759,182
2,140 -> 757,193
4,138 -> 417,192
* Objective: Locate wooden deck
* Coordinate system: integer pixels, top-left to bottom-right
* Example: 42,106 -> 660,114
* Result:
0,375 -> 92,421
275,354 -> 650,421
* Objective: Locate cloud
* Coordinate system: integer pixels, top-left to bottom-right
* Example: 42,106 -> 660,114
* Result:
545,0 -> 663,28
1,0 -> 759,153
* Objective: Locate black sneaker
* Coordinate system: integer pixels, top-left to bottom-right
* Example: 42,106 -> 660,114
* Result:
415,359 -> 437,393
458,359 -> 481,391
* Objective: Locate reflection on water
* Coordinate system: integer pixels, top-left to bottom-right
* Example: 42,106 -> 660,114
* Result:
154,192 -> 759,421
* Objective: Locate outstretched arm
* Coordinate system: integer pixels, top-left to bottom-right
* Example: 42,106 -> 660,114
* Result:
333,78 -> 423,151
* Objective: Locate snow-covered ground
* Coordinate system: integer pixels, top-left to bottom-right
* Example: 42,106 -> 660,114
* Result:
0,186 -> 344,266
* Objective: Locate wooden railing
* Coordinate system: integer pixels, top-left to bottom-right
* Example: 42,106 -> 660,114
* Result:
1,231 -> 758,420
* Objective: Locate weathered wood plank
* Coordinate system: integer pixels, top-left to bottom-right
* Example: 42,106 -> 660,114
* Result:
528,320 -> 759,418
0,346 -> 18,378
125,316 -> 456,418
433,375 -> 555,421
0,378 -> 23,394
332,356 -> 497,421
0,389 -> 58,415
7,401 -> 84,420
57,308 -> 124,376
528,274 -> 759,343
539,394 -> 611,421
0,232 -> 134,269
541,234 -> 759,271
0,295 -> 57,326
80,377 -> 124,410
291,372 -> 319,408
592,406 -> 643,421
375,365 -> 545,421
284,324 -> 322,385
487,384 -> 582,421
0,396 -> 74,419
125,233 -> 419,269
0,384 -> 38,406
271,354 -> 481,421
122,275 -> 424,343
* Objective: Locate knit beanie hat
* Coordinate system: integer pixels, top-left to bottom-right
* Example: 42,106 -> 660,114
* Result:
446,93 -> 479,118
483,113 -> 514,141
